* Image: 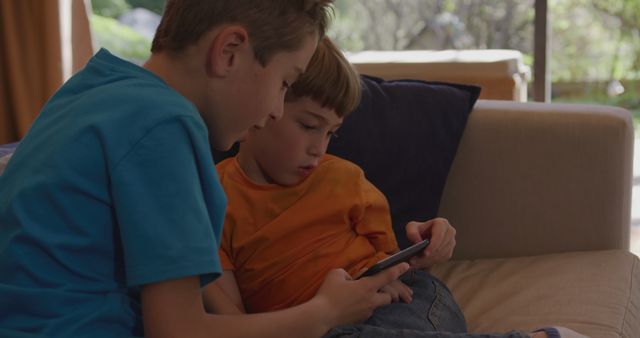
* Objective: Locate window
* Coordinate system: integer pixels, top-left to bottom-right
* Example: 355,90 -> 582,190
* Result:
87,0 -> 639,122
329,1 -> 535,53
88,0 -> 165,65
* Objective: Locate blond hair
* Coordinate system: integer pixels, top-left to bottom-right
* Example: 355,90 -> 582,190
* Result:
151,0 -> 334,66
286,37 -> 360,117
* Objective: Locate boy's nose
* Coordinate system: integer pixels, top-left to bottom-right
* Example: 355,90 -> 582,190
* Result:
270,99 -> 285,121
308,139 -> 328,158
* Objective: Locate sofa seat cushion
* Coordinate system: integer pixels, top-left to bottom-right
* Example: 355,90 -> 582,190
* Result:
431,250 -> 640,338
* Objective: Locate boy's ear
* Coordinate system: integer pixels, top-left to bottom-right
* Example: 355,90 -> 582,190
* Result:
206,25 -> 250,78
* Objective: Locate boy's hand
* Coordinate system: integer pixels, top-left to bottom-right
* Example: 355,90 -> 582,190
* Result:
378,279 -> 413,303
313,263 -> 410,327
406,218 -> 457,270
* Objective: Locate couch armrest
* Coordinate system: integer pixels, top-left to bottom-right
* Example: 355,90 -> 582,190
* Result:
438,100 -> 634,259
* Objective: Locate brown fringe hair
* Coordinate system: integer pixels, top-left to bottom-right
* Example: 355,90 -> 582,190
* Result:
151,0 -> 334,66
286,37 -> 360,117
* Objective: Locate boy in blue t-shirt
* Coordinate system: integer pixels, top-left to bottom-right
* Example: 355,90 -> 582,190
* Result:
0,1 -> 416,337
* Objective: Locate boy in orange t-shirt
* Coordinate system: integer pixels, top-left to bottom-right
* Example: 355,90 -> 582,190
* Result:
211,37 -> 467,334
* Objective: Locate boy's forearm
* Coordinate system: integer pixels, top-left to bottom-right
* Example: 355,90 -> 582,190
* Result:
143,276 -> 334,338
201,270 -> 336,336
202,283 -> 244,314
203,297 -> 333,338
214,270 -> 246,312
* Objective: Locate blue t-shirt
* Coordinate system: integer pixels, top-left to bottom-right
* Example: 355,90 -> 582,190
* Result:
0,49 -> 226,337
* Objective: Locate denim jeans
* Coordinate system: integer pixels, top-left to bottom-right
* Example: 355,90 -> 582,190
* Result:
323,270 -> 530,338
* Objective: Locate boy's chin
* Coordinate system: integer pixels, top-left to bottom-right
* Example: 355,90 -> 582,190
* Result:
236,130 -> 250,142
209,135 -> 236,152
236,126 -> 263,143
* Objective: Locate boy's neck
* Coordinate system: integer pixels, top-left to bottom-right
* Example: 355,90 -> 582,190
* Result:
236,148 -> 273,186
143,51 -> 208,113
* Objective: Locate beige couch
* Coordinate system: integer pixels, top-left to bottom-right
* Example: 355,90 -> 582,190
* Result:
0,100 -> 637,337
432,100 -> 639,337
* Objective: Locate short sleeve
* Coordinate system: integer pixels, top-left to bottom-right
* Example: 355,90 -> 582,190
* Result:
352,173 -> 399,254
111,116 -> 225,287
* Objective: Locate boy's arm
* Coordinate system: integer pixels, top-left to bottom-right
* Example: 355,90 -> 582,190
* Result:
353,177 -> 399,254
143,275 -> 332,338
203,270 -> 245,314
141,265 -> 410,338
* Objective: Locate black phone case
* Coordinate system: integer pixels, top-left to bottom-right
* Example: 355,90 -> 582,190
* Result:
357,239 -> 430,279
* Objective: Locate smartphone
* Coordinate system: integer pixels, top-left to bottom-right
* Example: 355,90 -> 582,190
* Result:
357,239 -> 430,279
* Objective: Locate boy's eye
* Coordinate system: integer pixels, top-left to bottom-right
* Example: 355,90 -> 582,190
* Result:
282,81 -> 291,91
328,131 -> 339,139
298,122 -> 318,131
299,122 -> 316,131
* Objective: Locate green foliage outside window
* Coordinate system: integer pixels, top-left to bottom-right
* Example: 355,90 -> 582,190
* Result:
126,0 -> 165,15
89,0 -> 164,64
90,14 -> 151,65
91,0 -> 131,18
88,0 -> 638,121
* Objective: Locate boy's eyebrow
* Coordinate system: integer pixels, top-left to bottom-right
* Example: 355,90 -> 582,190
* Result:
303,110 -> 342,128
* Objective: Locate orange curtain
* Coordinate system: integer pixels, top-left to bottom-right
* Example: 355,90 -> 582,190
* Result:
0,0 -> 93,144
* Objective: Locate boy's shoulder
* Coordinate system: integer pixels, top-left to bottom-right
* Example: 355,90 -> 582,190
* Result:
320,154 -> 365,177
83,49 -> 193,111
57,49 -> 202,132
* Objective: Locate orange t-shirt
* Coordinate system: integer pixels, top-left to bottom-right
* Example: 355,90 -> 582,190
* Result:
217,154 -> 399,313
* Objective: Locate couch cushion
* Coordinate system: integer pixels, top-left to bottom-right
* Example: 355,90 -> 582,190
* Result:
327,75 -> 480,248
431,250 -> 640,338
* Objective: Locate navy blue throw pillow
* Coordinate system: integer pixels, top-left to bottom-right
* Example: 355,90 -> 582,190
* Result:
327,75 -> 480,249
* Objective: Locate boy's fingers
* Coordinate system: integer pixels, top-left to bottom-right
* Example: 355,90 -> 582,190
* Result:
406,219 -> 439,256
400,290 -> 412,303
430,222 -> 456,259
424,219 -> 448,255
379,285 -> 399,302
407,220 -> 455,269
363,263 -> 410,290
328,268 -> 353,281
404,282 -> 413,301
395,281 -> 412,303
406,218 -> 454,247
405,221 -> 426,243
372,290 -> 393,308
